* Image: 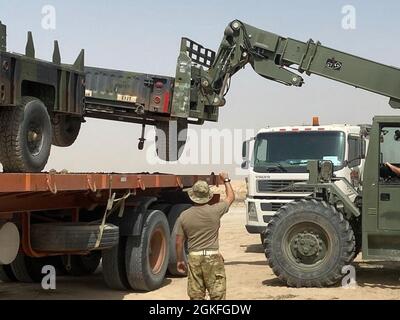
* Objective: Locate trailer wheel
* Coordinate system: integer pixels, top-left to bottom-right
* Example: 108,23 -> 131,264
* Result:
0,96 -> 52,173
10,253 -> 51,283
102,237 -> 130,290
30,223 -> 119,252
265,200 -> 355,288
0,265 -> 17,282
167,204 -> 192,276
125,210 -> 170,291
62,252 -> 101,276
155,119 -> 187,162
52,114 -> 81,147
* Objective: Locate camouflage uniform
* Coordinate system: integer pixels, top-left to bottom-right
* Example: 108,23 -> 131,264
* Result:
187,254 -> 226,300
176,181 -> 231,300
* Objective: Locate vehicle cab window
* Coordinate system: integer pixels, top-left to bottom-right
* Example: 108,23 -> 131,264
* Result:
380,126 -> 400,182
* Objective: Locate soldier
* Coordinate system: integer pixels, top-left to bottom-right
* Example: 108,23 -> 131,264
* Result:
175,173 -> 235,300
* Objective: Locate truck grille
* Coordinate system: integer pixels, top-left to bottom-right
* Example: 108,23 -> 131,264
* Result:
261,203 -> 289,211
257,180 -> 312,193
272,203 -> 286,211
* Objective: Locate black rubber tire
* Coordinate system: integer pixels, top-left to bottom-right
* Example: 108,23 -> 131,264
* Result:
62,252 -> 101,276
125,210 -> 170,292
30,223 -> 119,252
265,199 -> 355,288
102,236 -> 130,290
52,114 -> 81,147
0,96 -> 52,173
167,204 -> 192,276
46,256 -> 68,276
0,264 -> 17,282
260,233 -> 266,246
155,119 -> 187,161
10,253 -> 51,283
350,218 -> 362,257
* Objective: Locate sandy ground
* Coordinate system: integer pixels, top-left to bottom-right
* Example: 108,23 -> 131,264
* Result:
1,206 -> 400,300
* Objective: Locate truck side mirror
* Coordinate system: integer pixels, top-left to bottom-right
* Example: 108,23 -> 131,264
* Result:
348,135 -> 363,168
242,138 -> 255,169
242,141 -> 249,159
361,139 -> 367,159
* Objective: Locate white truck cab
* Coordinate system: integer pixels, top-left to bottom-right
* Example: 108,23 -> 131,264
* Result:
242,119 -> 370,243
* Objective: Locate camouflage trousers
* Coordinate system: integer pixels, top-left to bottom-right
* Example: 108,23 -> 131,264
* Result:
187,254 -> 226,300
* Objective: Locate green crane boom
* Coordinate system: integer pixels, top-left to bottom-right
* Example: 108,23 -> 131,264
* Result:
199,20 -> 400,109
189,20 -> 400,288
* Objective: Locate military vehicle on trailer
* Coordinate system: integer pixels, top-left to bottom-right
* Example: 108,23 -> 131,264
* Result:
0,21 -> 225,291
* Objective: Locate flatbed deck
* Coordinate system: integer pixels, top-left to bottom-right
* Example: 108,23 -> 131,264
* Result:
0,172 -> 219,214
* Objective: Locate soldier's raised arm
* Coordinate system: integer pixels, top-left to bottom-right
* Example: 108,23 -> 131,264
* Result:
220,172 -> 235,207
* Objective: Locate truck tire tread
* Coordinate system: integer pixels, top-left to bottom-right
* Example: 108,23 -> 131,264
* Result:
265,200 -> 355,288
125,210 -> 170,292
0,96 -> 51,173
102,237 -> 130,290
31,223 -> 119,252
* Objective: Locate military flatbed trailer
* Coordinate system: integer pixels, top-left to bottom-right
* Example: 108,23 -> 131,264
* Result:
0,172 -> 220,291
0,22 -> 220,173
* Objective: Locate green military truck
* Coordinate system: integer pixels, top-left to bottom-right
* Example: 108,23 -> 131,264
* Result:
188,19 -> 400,287
0,22 -> 220,172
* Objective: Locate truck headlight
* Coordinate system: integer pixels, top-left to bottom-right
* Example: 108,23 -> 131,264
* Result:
248,202 -> 258,222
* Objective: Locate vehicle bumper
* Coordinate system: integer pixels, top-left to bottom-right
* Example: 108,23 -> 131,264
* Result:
245,198 -> 295,234
245,225 -> 267,234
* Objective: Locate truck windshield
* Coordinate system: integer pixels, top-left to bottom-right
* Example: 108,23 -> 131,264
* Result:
253,131 -> 346,173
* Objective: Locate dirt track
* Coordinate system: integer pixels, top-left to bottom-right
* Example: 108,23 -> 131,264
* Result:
1,206 -> 400,300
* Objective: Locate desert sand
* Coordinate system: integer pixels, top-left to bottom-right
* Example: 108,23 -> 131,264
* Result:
1,205 -> 399,300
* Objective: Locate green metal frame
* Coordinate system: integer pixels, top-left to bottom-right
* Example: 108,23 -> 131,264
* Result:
302,117 -> 400,261
0,21 -> 84,114
195,20 -> 400,112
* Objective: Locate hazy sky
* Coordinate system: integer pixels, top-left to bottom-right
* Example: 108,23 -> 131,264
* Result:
1,0 -> 399,176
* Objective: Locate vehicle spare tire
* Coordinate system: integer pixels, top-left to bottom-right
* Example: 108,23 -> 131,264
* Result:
155,119 -> 188,162
125,210 -> 170,292
265,199 -> 356,288
30,223 -> 119,252
52,114 -> 82,147
167,204 -> 192,276
0,96 -> 52,173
